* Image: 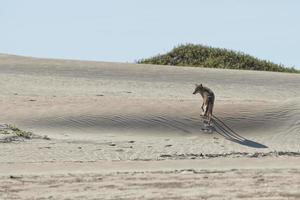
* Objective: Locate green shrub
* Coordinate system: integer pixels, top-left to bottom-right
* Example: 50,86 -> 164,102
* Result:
8,124 -> 33,139
138,44 -> 299,73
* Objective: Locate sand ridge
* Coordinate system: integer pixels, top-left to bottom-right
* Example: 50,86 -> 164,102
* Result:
1,54 -> 300,199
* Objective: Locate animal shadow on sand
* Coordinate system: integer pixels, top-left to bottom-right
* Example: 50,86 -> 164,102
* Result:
206,115 -> 268,149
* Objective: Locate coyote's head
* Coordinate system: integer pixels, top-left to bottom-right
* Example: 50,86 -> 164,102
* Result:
193,83 -> 203,94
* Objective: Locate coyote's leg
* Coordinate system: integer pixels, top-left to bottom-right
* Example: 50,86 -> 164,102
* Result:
202,97 -> 208,117
201,104 -> 208,116
207,113 -> 212,125
207,101 -> 214,125
204,102 -> 209,117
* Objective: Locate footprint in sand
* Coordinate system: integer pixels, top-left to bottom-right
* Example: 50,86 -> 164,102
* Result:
213,137 -> 219,144
9,175 -> 22,179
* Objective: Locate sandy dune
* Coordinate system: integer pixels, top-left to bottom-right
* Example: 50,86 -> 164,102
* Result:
0,53 -> 300,199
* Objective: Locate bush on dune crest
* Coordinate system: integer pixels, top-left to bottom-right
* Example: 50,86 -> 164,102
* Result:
138,44 -> 299,73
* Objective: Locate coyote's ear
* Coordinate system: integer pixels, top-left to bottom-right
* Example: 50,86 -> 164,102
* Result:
195,84 -> 199,87
200,83 -> 203,87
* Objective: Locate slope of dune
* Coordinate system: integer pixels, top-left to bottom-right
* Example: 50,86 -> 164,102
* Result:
1,53 -> 300,152
1,53 -> 300,199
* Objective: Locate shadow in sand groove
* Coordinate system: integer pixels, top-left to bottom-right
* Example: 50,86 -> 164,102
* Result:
210,115 -> 268,148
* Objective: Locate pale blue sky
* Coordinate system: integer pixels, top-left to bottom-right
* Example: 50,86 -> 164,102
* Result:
1,0 -> 299,68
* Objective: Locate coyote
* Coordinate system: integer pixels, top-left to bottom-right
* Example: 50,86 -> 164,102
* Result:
193,84 -> 215,124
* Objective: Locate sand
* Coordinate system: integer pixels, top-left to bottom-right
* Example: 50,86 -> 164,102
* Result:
0,53 -> 300,199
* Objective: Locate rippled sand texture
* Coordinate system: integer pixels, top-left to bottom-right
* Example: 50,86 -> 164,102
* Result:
1,54 -> 300,155
1,54 -> 300,199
